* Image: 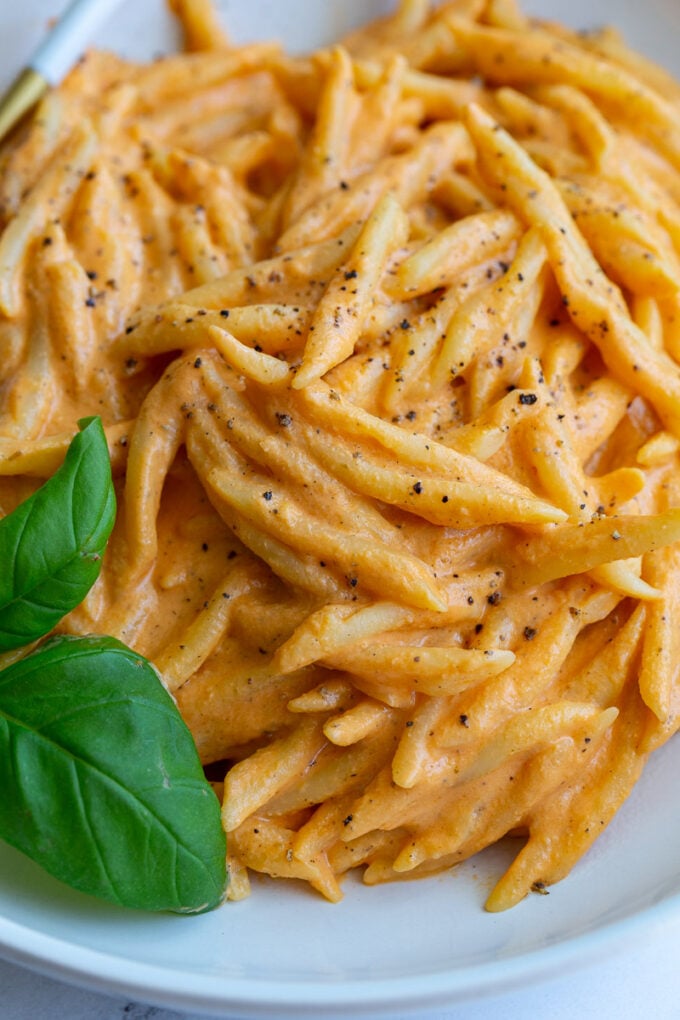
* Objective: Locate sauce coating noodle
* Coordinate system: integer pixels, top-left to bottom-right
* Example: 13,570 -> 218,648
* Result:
2,0 -> 680,909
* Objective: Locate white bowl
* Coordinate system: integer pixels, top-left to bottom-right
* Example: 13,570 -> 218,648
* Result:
1,1 -> 679,1016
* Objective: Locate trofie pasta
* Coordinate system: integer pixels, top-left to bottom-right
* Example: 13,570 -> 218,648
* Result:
1,0 -> 680,911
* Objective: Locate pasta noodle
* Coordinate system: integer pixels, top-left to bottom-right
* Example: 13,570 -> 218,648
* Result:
2,0 -> 680,911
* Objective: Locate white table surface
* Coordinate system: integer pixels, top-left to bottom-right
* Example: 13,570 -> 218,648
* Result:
2,907 -> 680,1020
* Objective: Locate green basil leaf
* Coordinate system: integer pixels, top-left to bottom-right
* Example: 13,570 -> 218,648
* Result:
0,634 -> 227,913
0,417 -> 115,651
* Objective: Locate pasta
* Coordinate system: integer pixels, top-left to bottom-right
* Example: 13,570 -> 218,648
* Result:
1,0 -> 680,911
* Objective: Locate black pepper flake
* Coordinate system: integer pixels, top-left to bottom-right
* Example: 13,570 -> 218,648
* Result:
487,591 -> 502,606
219,309 -> 230,318
413,481 -> 423,494
343,814 -> 353,825
85,296 -> 96,308
531,880 -> 549,895
474,623 -> 484,634
262,490 -> 273,501
523,626 -> 537,640
344,269 -> 358,280
275,412 -> 292,427
459,714 -> 469,727
193,356 -> 202,368
400,319 -> 411,330
519,393 -> 538,405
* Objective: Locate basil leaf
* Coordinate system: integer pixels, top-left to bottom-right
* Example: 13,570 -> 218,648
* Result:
0,417 -> 115,651
0,634 -> 227,913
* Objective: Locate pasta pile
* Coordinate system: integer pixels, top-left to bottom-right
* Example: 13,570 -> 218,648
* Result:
1,0 -> 680,911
